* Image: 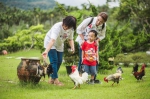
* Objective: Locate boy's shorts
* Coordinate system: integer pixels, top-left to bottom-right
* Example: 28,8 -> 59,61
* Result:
83,64 -> 97,75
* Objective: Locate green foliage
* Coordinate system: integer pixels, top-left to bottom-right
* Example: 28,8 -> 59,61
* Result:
0,1 -> 150,71
55,2 -> 68,16
114,52 -> 150,67
98,22 -> 131,69
88,1 -> 98,16
116,0 -> 150,35
0,24 -> 46,53
69,10 -> 93,25
121,28 -> 150,52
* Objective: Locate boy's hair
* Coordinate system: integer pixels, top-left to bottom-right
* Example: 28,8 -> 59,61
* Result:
63,16 -> 77,30
89,30 -> 98,37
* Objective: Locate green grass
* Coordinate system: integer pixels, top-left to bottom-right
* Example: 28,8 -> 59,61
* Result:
0,49 -> 150,99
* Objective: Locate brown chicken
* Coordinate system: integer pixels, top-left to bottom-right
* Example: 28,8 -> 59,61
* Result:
133,64 -> 146,81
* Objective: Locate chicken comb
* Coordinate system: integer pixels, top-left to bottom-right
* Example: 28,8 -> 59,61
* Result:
104,77 -> 108,83
71,65 -> 77,69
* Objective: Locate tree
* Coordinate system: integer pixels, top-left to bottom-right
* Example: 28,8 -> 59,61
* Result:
0,24 -> 46,52
115,0 -> 150,51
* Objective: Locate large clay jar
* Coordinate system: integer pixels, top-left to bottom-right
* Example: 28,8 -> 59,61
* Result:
17,58 -> 42,84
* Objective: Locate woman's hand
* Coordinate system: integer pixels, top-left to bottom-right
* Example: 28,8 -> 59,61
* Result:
95,38 -> 100,46
42,51 -> 48,59
81,39 -> 85,45
71,48 -> 75,54
80,39 -> 85,48
68,48 -> 75,54
81,58 -> 84,64
95,40 -> 99,46
97,59 -> 99,64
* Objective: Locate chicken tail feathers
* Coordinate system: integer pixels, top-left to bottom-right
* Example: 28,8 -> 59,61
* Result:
81,72 -> 88,82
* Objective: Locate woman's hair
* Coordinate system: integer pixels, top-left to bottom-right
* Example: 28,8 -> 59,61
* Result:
63,16 -> 77,30
98,12 -> 108,22
89,30 -> 98,37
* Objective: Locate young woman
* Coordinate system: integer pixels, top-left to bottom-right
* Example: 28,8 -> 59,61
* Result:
76,12 -> 108,82
81,30 -> 99,84
42,16 -> 77,86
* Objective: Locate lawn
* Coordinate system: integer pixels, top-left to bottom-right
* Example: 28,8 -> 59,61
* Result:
0,49 -> 150,99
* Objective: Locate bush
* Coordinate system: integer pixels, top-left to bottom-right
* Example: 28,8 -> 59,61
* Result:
63,55 -> 79,66
114,54 -> 125,65
114,52 -> 150,67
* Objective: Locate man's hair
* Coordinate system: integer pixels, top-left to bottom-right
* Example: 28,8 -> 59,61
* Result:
89,30 -> 98,37
63,16 -> 77,30
98,12 -> 108,22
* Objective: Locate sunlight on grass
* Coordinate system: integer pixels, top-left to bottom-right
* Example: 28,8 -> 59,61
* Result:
0,49 -> 150,99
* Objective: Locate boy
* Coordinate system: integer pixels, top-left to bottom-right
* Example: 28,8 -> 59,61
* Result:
81,30 -> 99,84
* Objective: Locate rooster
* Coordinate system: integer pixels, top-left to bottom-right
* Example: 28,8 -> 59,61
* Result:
39,60 -> 53,81
104,69 -> 123,86
69,65 -> 88,89
133,64 -> 146,81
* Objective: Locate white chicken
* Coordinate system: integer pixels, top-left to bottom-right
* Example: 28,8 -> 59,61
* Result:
104,69 -> 123,86
69,65 -> 88,89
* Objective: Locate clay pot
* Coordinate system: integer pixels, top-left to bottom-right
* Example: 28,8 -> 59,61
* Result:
17,58 -> 43,84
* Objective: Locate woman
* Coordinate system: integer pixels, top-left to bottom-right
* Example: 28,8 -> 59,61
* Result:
42,16 -> 77,86
75,12 -> 108,82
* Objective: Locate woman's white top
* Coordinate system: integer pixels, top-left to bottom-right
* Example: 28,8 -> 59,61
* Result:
44,22 -> 74,52
76,17 -> 106,45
